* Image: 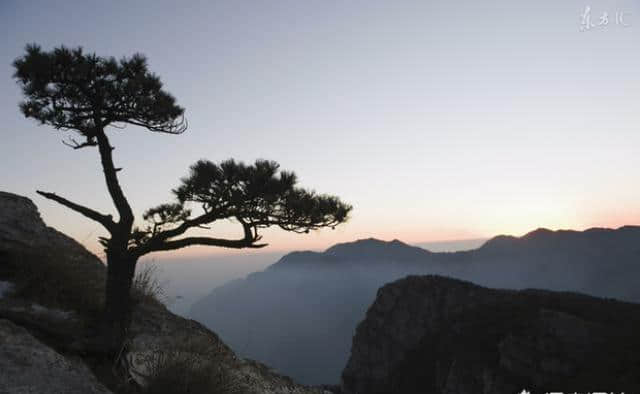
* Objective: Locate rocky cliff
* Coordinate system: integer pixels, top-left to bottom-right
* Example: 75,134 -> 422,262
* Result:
342,275 -> 640,394
0,191 -> 327,394
0,191 -> 107,299
0,191 -> 105,262
0,318 -> 112,394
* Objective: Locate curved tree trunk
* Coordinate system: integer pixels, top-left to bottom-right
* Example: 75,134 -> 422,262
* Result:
103,246 -> 137,353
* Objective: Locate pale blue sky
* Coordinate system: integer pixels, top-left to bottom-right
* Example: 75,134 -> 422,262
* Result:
2,0 -> 639,258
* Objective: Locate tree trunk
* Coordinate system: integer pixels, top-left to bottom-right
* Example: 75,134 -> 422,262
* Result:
102,247 -> 137,354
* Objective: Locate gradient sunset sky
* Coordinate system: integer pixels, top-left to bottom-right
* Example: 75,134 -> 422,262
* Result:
2,0 -> 639,259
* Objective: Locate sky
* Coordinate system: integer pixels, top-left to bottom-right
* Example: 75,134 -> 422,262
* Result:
2,0 -> 640,260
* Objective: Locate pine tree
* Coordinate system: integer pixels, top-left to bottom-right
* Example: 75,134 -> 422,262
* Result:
13,44 -> 352,351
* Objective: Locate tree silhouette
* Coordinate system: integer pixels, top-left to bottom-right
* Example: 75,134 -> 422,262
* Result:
13,44 -> 352,352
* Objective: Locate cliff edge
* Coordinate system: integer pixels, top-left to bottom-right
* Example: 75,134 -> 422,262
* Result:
342,275 -> 640,394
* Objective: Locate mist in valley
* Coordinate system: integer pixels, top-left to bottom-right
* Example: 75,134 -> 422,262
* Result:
186,227 -> 640,385
139,238 -> 487,317
137,252 -> 283,316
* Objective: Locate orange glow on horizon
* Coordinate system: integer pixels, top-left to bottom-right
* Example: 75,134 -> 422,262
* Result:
121,216 -> 640,262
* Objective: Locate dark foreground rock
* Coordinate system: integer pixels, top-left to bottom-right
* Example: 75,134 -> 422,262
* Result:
0,191 -> 106,272
0,191 -> 107,309
342,275 -> 640,394
0,318 -> 112,394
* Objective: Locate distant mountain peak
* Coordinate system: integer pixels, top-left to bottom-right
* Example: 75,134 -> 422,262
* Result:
523,227 -> 554,238
324,237 -> 431,260
480,225 -> 640,251
478,235 -> 517,250
325,237 -> 409,253
480,228 -> 560,250
269,238 -> 428,270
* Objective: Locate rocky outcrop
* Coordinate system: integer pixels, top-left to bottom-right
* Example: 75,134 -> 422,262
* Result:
0,191 -> 104,265
0,191 -> 326,394
126,302 -> 327,394
0,191 -> 48,250
342,275 -> 640,394
0,318 -> 112,394
0,191 -> 106,300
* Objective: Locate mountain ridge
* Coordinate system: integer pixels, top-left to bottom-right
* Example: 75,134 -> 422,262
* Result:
270,224 -> 640,267
191,224 -> 640,384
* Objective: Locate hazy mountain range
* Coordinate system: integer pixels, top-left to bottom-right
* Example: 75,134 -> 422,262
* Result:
189,226 -> 640,385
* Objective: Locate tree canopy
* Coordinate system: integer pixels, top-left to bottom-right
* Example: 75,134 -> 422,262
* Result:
13,44 -> 186,149
130,159 -> 352,256
13,44 -> 188,235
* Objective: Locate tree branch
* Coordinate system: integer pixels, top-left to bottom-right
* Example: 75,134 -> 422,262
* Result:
237,216 -> 262,243
136,236 -> 267,255
36,190 -> 115,232
115,115 -> 187,135
61,136 -> 97,150
146,210 -> 219,244
95,129 -> 134,230
133,214 -> 264,257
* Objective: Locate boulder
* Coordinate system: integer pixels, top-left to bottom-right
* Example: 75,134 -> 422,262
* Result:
0,318 -> 112,394
0,191 -> 106,305
0,191 -> 104,265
